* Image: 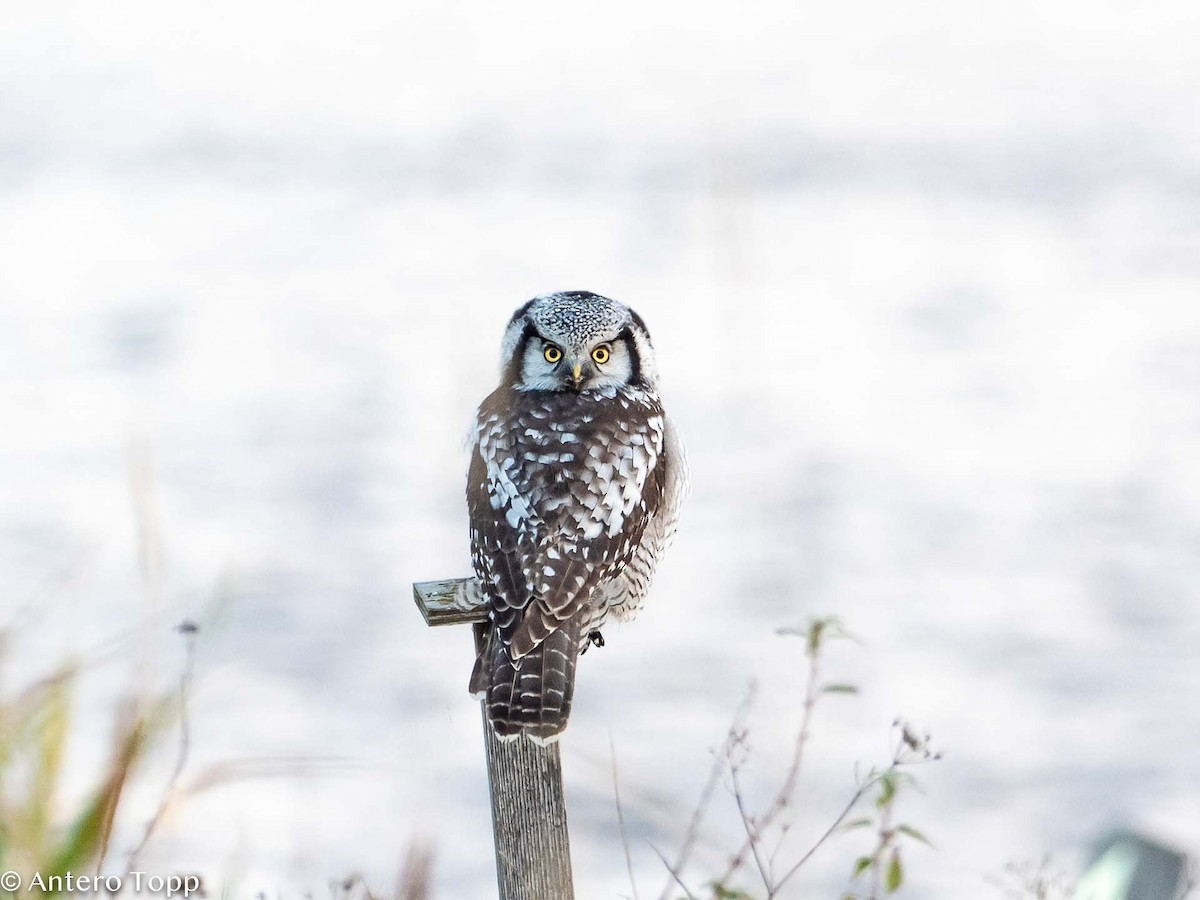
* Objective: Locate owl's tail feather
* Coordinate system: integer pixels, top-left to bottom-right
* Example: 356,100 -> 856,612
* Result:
471,619 -> 581,744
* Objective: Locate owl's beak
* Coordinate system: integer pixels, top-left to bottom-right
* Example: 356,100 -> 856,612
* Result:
570,362 -> 584,388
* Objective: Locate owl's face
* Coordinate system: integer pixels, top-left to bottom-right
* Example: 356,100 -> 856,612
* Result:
499,291 -> 659,393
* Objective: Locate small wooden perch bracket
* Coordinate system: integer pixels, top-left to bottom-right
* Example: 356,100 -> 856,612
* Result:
412,577 -> 487,626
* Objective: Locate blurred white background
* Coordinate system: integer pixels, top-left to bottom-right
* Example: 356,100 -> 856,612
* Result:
2,0 -> 1199,896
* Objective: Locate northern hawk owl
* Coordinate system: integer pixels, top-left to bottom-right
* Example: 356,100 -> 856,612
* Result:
467,291 -> 687,744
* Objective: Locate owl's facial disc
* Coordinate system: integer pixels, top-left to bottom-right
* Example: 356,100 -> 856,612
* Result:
516,335 -> 633,392
499,291 -> 659,392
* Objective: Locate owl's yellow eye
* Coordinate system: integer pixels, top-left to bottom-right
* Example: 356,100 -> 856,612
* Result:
543,345 -> 563,363
591,344 -> 611,365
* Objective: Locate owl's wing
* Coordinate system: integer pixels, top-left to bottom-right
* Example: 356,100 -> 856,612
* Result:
506,407 -> 669,658
506,537 -> 615,658
606,414 -> 689,616
467,434 -> 534,634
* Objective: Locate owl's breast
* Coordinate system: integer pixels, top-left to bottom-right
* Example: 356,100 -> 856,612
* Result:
502,389 -> 664,541
475,385 -> 666,543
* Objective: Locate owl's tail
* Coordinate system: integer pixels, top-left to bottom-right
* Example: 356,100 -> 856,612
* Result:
469,619 -> 581,744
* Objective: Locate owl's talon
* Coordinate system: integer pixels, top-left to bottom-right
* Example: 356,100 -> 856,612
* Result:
581,631 -> 605,656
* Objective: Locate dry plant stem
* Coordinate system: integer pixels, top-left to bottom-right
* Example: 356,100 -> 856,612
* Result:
649,843 -> 699,900
718,643 -> 821,887
609,732 -> 640,900
729,765 -> 772,892
653,752 -> 722,900
771,777 -> 878,895
774,729 -> 937,896
654,686 -> 756,900
91,713 -> 144,876
765,816 -> 793,874
868,790 -> 894,900
120,627 -> 198,877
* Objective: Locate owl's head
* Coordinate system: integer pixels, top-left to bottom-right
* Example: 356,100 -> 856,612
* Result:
499,291 -> 659,392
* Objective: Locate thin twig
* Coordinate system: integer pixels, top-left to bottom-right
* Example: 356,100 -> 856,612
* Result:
655,684 -> 756,900
766,817 -> 794,877
772,775 -> 878,894
718,631 -> 823,886
655,752 -> 722,900
649,843 -> 699,900
773,725 -> 940,897
610,731 -> 640,900
121,623 -> 199,876
729,764 -> 772,894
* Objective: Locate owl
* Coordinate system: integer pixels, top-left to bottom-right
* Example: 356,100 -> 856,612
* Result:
466,291 -> 687,744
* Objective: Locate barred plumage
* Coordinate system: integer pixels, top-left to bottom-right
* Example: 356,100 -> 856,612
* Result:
466,291 -> 687,743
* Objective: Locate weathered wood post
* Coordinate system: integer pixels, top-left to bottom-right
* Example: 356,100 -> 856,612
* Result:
413,578 -> 575,900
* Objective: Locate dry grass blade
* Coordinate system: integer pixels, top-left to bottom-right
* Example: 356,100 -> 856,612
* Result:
182,756 -> 359,797
123,624 -> 199,877
609,732 -> 641,900
27,668 -> 71,862
394,842 -> 435,900
47,711 -> 147,877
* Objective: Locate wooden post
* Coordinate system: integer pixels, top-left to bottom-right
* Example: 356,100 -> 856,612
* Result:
414,578 -> 576,900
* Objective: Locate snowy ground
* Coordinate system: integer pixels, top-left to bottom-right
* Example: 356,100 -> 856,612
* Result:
2,1 -> 1199,897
